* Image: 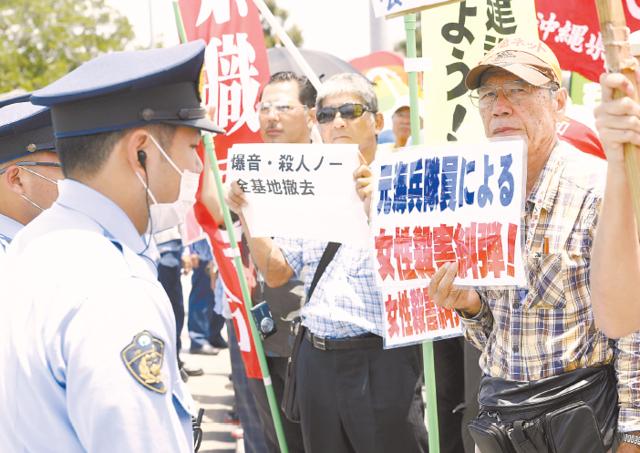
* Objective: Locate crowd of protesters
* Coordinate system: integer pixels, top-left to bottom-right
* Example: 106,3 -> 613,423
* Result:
0,30 -> 639,453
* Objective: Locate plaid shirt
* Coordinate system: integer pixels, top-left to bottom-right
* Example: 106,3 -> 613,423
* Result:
275,238 -> 384,339
462,141 -> 640,432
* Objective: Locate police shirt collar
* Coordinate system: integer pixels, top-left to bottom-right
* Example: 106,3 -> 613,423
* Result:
0,213 -> 24,241
56,179 -> 147,255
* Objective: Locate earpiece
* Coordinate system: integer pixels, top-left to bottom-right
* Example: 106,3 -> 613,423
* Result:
137,150 -> 147,168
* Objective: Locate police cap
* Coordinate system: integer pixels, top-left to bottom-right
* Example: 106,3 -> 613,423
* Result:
0,100 -> 55,165
31,40 -> 223,138
0,92 -> 31,109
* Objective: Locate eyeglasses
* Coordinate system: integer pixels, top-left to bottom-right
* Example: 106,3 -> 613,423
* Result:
316,103 -> 373,124
469,80 -> 559,108
0,161 -> 62,176
258,102 -> 306,116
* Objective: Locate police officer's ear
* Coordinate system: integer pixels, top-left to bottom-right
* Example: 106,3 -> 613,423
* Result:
2,165 -> 26,196
137,150 -> 147,169
124,129 -> 153,173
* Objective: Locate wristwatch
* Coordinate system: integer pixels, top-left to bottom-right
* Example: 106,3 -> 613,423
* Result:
620,432 -> 640,446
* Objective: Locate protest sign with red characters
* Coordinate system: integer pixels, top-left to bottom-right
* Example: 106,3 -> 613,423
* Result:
371,139 -> 527,347
178,0 -> 271,379
535,0 -> 640,82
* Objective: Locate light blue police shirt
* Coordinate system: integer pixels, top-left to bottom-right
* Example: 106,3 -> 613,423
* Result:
0,212 -> 23,255
0,179 -> 194,452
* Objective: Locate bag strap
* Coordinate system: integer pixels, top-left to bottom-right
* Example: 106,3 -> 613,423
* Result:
307,242 -> 340,301
510,421 -> 538,453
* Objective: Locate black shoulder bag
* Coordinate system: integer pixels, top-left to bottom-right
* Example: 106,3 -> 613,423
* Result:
281,242 -> 341,423
468,365 -> 618,453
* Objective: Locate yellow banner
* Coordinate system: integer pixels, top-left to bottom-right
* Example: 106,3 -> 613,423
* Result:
421,1 -> 537,145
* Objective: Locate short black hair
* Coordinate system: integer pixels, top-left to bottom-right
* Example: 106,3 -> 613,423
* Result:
263,71 -> 317,108
56,124 -> 176,178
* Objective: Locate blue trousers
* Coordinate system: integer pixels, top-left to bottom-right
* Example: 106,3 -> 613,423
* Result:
227,321 -> 268,453
188,260 -> 225,349
157,248 -> 184,363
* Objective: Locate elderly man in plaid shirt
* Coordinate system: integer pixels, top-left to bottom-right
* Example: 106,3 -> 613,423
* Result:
430,38 -> 640,452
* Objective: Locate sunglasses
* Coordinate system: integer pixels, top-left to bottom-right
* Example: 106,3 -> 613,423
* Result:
316,103 -> 373,124
0,161 -> 62,175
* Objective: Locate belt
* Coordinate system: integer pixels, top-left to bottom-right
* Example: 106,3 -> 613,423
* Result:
304,330 -> 383,351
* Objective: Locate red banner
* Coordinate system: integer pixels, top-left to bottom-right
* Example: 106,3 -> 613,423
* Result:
179,0 -> 271,379
535,0 -> 640,82
558,116 -> 605,160
193,181 -> 262,379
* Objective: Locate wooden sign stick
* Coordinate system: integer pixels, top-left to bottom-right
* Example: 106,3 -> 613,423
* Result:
596,0 -> 640,238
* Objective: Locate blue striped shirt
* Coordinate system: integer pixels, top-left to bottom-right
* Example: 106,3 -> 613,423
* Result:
275,238 -> 383,339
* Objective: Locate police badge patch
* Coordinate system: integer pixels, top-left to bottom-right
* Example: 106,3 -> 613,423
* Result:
121,331 -> 167,394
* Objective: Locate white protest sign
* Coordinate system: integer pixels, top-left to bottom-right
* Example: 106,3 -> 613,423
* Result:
227,143 -> 370,245
370,138 -> 527,347
371,0 -> 463,19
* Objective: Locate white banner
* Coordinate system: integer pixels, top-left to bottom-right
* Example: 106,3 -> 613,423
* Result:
227,143 -> 370,245
370,138 -> 527,347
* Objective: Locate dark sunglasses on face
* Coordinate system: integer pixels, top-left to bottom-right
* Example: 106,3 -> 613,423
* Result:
315,103 -> 373,124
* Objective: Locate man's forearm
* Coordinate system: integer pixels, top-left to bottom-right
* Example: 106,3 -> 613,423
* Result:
591,162 -> 640,338
240,222 -> 293,287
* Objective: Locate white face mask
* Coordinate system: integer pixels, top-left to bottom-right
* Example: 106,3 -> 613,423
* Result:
136,134 -> 200,233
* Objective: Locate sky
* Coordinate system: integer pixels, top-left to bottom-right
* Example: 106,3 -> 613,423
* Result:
106,0 -> 407,61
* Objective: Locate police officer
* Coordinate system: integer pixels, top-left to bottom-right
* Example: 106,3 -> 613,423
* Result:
0,41 -> 222,451
0,96 -> 61,260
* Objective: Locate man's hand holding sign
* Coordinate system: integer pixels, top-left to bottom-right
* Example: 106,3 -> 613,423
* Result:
369,138 -> 527,347
429,262 -> 482,318
226,143 -> 371,242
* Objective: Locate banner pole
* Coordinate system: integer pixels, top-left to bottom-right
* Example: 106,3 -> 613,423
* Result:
172,3 -> 290,453
404,12 -> 440,453
595,0 -> 640,239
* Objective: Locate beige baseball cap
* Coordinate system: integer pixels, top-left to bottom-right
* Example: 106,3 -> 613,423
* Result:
466,37 -> 562,90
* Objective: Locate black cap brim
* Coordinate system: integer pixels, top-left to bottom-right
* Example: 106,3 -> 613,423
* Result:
162,117 -> 225,135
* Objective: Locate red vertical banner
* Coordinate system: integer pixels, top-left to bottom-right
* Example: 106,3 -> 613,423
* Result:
535,0 -> 640,82
179,0 -> 270,379
179,0 -> 269,163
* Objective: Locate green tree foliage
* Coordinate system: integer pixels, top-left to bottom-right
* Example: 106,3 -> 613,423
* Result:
261,0 -> 303,48
0,0 -> 134,92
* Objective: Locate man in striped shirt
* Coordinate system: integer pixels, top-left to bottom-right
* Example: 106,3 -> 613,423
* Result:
228,73 -> 428,453
429,37 -> 640,451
